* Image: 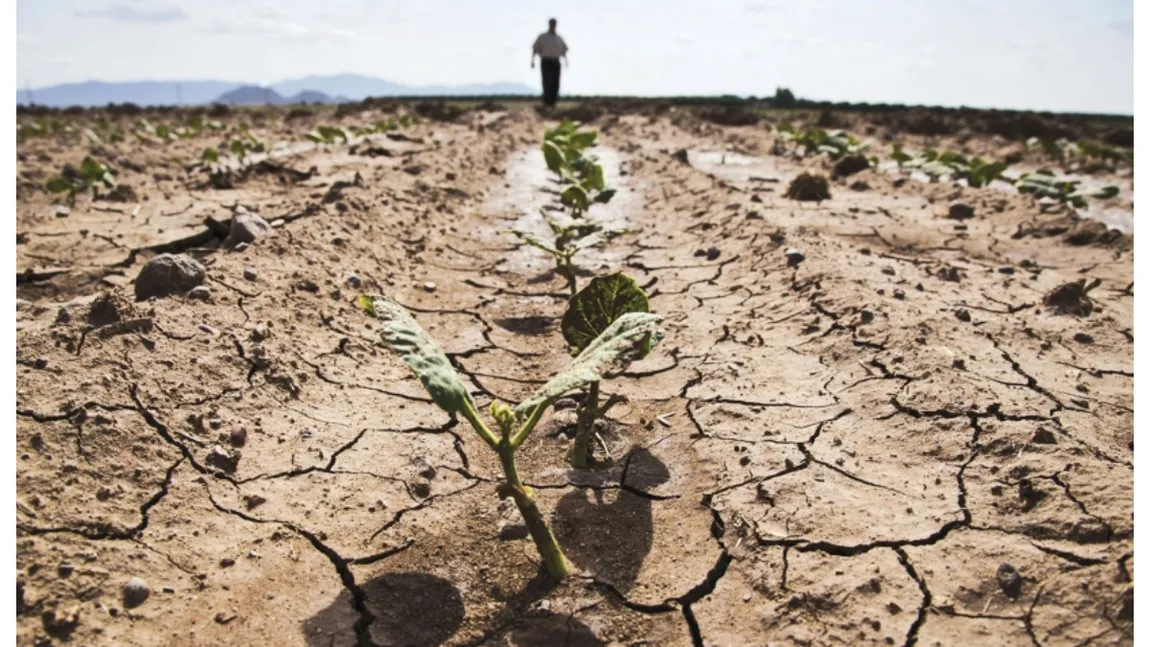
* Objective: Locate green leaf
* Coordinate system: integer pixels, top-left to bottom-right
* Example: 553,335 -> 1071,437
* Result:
504,229 -> 560,256
542,140 -> 566,174
202,147 -> 219,163
568,228 -> 627,253
45,177 -> 73,194
562,273 -> 650,354
582,162 -> 606,192
593,188 -> 617,204
560,184 -> 590,210
79,157 -> 107,182
1091,185 -> 1120,200
230,139 -> 247,158
358,296 -> 474,414
514,313 -> 665,419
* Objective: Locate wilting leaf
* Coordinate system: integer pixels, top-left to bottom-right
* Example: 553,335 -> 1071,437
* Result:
515,313 -> 665,419
358,296 -> 474,414
593,188 -> 617,204
568,228 -> 627,253
542,140 -> 566,174
562,273 -> 649,354
45,177 -> 73,194
504,229 -> 560,256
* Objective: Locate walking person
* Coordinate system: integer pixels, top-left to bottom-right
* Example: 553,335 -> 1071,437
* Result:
531,18 -> 568,108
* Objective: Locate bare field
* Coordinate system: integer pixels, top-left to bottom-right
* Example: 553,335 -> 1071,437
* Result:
15,103 -> 1133,646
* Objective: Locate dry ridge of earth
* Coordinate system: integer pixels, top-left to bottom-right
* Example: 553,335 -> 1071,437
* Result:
16,104 -> 1133,647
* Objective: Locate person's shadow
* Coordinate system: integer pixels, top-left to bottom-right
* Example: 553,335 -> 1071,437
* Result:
551,448 -> 670,593
302,572 -> 464,647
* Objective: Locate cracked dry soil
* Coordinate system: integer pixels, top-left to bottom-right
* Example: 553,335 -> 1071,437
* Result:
16,105 -> 1132,647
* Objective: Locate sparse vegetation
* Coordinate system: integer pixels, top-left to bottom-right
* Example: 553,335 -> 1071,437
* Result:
45,157 -> 117,206
359,295 -> 664,579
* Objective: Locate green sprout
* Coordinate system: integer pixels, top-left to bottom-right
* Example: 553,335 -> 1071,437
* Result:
358,295 -> 665,580
775,123 -> 869,160
505,209 -> 626,296
892,145 -> 1009,188
45,157 -> 116,206
1015,170 -> 1120,209
306,125 -> 354,144
560,273 -> 654,468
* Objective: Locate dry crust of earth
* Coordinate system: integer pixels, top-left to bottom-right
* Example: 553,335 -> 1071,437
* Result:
16,104 -> 1132,647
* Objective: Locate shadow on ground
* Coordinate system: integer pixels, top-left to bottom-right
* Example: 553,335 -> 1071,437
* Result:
551,448 -> 670,593
303,572 -> 464,647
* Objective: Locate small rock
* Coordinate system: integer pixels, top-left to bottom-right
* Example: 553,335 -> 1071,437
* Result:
233,242 -> 250,252
955,309 -> 971,322
893,289 -> 906,300
998,265 -> 1015,275
498,523 -> 530,541
831,154 -> 870,179
937,266 -> 962,282
1070,519 -> 1110,544
134,253 -> 206,301
345,274 -> 362,289
672,149 -> 689,164
219,558 -> 235,568
423,281 -> 437,292
881,266 -> 896,276
242,268 -> 257,281
952,358 -> 966,370
996,563 -> 1022,598
187,285 -> 212,301
1073,332 -> 1094,344
250,323 -> 269,342
859,308 -> 875,324
947,201 -> 975,220
33,357 -> 48,370
55,205 -> 71,218
225,207 -> 272,247
57,562 -> 74,578
705,247 -> 721,261
410,480 -> 432,499
123,577 -> 150,608
243,494 -> 267,510
1031,427 -> 1057,444
784,248 -> 805,267
1044,279 -> 1096,317
887,602 -> 902,615
229,424 -> 247,447
206,445 -> 240,473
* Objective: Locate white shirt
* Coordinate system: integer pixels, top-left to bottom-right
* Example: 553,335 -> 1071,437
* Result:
533,32 -> 568,59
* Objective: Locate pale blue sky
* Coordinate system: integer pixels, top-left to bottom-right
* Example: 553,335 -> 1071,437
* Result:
16,0 -> 1134,113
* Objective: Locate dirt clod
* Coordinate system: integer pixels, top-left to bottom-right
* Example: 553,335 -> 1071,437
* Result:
785,248 -> 805,267
832,154 -> 870,178
206,445 -> 240,473
1044,279 -> 1097,316
955,308 -> 971,322
785,173 -> 831,202
225,207 -> 272,248
1074,332 -> 1095,344
134,253 -> 206,301
947,201 -> 975,220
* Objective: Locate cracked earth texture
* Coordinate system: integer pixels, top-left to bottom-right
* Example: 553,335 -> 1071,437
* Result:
16,104 -> 1132,646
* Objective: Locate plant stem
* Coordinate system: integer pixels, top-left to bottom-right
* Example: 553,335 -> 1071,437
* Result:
570,381 -> 599,468
498,446 -> 570,580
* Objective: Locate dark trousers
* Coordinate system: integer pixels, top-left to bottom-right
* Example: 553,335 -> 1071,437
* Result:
541,58 -> 561,107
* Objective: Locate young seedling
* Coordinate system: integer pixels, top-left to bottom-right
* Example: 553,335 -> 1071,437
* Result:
358,295 -> 665,579
1015,170 -> 1120,209
504,215 -> 627,296
775,123 -> 870,160
45,157 -> 117,206
560,273 -> 654,468
892,145 -> 1009,188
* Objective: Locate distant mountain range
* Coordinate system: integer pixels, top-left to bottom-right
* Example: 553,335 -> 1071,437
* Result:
16,74 -> 537,107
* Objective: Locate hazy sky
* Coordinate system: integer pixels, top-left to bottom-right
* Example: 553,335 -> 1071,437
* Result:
16,0 -> 1134,113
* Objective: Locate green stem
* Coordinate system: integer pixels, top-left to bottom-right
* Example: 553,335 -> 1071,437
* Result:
570,381 -> 599,469
459,399 -> 499,450
510,399 -> 550,449
498,446 -> 570,580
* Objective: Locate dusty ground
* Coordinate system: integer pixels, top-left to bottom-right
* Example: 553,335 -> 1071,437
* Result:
15,103 -> 1133,647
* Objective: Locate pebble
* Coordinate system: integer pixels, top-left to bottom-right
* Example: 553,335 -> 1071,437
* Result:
346,274 -> 362,289
947,201 -> 975,220
242,268 -> 257,281
498,523 -> 530,541
705,247 -> 721,261
997,265 -> 1015,275
955,309 -> 972,322
784,248 -> 805,267
229,424 -> 247,447
187,285 -> 212,301
225,206 -> 272,248
134,253 -> 206,301
423,282 -> 437,292
55,205 -> 71,218
250,323 -> 269,342
33,357 -> 48,369
996,563 -> 1022,598
1073,332 -> 1094,344
123,577 -> 151,608
859,308 -> 875,324
57,562 -> 74,578
893,289 -> 906,300
881,266 -> 896,276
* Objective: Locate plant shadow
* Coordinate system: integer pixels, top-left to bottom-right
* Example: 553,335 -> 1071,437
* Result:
499,611 -> 606,647
302,572 -> 465,647
551,448 -> 670,593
